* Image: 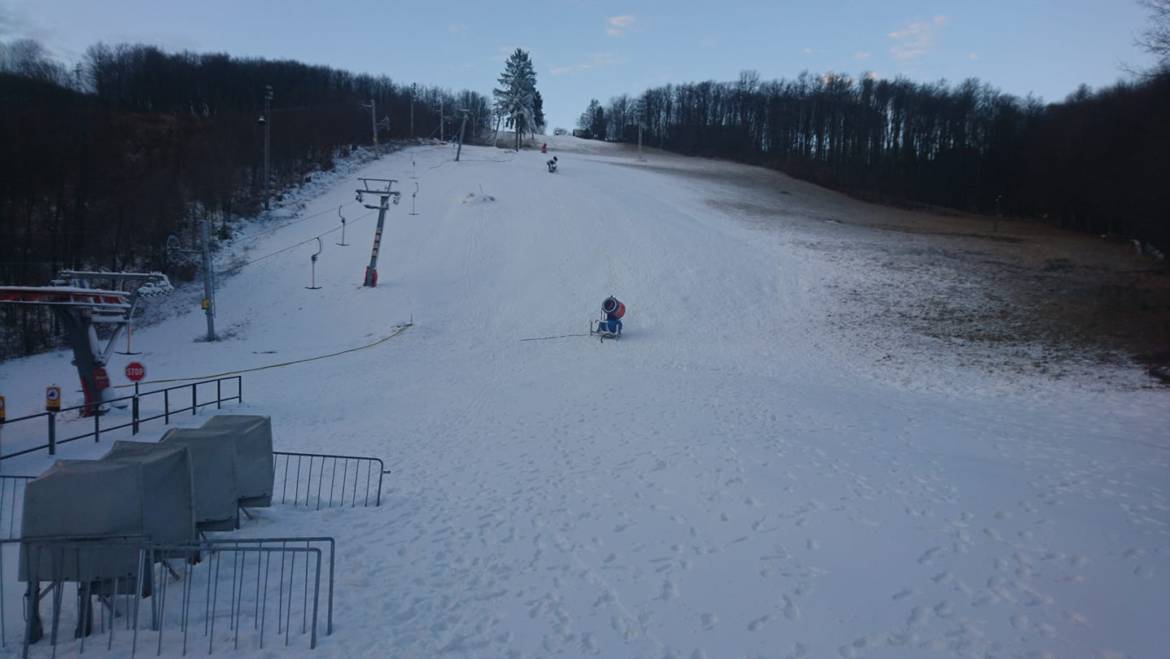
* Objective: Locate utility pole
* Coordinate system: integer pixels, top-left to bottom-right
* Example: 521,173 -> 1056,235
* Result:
455,109 -> 470,161
635,100 -> 646,161
200,216 -> 217,341
363,99 -> 378,154
262,85 -> 273,210
410,84 -> 415,138
439,97 -> 444,142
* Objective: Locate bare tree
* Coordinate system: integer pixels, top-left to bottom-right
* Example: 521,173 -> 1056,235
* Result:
1139,0 -> 1170,67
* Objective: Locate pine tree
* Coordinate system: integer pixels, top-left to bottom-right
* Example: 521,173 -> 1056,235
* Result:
494,49 -> 538,150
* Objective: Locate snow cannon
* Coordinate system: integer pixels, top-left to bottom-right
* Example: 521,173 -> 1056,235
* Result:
603,296 -> 625,320
592,296 -> 626,341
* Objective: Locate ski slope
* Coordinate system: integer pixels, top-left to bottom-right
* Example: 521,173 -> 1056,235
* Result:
0,138 -> 1167,658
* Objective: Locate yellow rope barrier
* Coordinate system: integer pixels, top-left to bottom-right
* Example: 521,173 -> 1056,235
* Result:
113,322 -> 413,388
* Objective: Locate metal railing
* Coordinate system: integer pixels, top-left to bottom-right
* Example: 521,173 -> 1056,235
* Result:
272,451 -> 389,508
4,534 -> 334,657
0,376 -> 243,461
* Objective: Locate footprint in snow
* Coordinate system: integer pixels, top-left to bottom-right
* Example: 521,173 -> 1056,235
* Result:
747,614 -> 772,631
917,547 -> 943,564
782,594 -> 801,620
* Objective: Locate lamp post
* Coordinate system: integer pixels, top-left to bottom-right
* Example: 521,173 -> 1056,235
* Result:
261,85 -> 273,210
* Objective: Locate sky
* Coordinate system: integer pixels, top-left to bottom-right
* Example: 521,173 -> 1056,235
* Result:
1,0 -> 1160,131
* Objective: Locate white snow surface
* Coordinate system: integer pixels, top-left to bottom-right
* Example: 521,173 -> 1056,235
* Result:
1,138 -> 1168,658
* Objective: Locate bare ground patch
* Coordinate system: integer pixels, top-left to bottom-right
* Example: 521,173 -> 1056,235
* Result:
671,160 -> 1170,388
584,145 -> 1170,387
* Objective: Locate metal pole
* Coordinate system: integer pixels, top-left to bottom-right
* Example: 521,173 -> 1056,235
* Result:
363,100 -> 377,154
439,97 -> 444,142
455,110 -> 469,162
370,100 -> 377,151
410,85 -> 415,138
263,85 -> 272,211
201,216 -> 216,341
132,383 -> 139,434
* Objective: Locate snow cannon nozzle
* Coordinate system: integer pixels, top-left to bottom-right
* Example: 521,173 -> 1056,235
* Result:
602,296 -> 625,319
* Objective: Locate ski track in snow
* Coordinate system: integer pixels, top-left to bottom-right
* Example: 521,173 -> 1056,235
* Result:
0,138 -> 1167,658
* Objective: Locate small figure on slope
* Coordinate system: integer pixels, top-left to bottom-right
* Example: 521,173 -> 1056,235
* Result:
547,156 -> 558,173
541,143 -> 548,154
592,296 -> 625,340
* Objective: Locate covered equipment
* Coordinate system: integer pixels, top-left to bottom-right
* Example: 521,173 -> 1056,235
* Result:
199,414 -> 275,507
19,443 -> 196,581
160,428 -> 240,531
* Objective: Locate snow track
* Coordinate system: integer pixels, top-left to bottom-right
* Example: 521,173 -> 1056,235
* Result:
0,139 -> 1167,658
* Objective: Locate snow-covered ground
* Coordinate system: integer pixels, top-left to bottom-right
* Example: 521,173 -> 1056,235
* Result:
0,137 -> 1167,658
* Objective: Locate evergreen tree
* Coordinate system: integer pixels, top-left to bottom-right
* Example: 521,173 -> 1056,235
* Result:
494,48 -> 538,150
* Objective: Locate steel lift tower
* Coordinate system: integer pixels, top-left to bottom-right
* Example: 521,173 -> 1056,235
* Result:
0,271 -> 172,416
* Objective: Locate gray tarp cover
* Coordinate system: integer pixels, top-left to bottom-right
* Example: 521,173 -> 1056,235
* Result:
200,415 -> 274,506
101,441 -> 197,545
160,428 -> 239,530
19,442 -> 195,580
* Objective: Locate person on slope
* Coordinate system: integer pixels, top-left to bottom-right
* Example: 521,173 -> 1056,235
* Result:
541,143 -> 548,154
547,156 -> 558,173
596,296 -> 625,336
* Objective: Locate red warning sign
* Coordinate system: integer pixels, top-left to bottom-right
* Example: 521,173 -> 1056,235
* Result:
125,361 -> 146,382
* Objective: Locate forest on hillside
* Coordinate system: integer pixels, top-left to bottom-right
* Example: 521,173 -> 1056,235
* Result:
0,41 -> 493,357
578,70 -> 1170,254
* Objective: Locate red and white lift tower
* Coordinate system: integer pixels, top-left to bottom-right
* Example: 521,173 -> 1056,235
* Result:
0,271 -> 172,416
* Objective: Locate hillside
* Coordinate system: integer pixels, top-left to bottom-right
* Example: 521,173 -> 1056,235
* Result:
0,137 -> 1167,658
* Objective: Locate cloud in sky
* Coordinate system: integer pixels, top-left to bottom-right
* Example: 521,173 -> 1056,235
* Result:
854,51 -> 871,60
888,15 -> 948,61
550,52 -> 623,76
606,15 -> 635,37
448,24 -> 467,35
488,46 -> 515,63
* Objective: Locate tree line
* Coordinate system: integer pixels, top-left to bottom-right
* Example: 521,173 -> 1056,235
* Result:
0,40 -> 492,358
579,68 -> 1170,252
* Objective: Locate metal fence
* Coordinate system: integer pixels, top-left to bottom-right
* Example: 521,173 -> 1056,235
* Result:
0,376 -> 243,461
3,534 -> 335,657
272,451 -> 389,508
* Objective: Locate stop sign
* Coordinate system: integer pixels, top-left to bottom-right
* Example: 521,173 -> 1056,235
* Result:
124,362 -> 146,382
94,367 -> 111,389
